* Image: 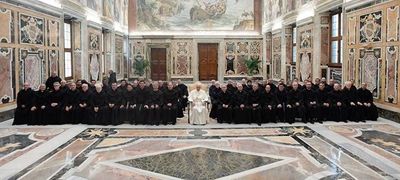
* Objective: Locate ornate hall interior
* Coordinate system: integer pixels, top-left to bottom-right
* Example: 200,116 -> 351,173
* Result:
0,0 -> 400,179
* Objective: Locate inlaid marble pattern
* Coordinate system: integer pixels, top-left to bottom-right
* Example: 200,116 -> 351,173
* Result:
2,122 -> 400,179
0,128 -> 66,166
0,48 -> 13,104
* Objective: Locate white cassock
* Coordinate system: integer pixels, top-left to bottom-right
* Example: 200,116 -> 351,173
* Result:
188,89 -> 209,125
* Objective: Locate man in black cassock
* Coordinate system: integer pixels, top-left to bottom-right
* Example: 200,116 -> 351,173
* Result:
343,81 -> 361,122
48,82 -> 65,125
163,82 -> 179,125
262,84 -> 278,123
217,84 -> 232,124
62,83 -> 80,124
287,82 -> 305,123
135,80 -> 150,125
302,81 -> 318,123
276,83 -> 288,123
13,83 -> 34,125
106,82 -> 123,125
90,84 -> 107,125
249,83 -> 263,126
233,84 -> 249,124
148,82 -> 163,125
357,83 -> 378,121
209,81 -> 220,119
108,70 -> 117,87
121,84 -> 136,124
29,84 -> 49,125
177,79 -> 188,116
316,83 -> 330,122
77,83 -> 92,124
45,71 -> 61,91
117,79 -> 128,94
328,83 -> 347,122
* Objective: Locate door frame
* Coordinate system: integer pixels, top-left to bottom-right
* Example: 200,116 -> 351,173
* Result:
194,39 -> 224,82
146,43 -> 170,80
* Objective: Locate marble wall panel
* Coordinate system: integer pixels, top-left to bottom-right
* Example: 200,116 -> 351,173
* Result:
47,20 -> 59,47
385,46 -> 398,104
360,48 -> 381,98
359,11 -> 382,44
348,16 -> 357,45
19,14 -> 44,45
48,50 -> 58,76
0,48 -> 13,103
20,48 -> 45,90
272,34 -> 281,79
0,7 -> 13,43
386,6 -> 399,42
171,40 -> 193,76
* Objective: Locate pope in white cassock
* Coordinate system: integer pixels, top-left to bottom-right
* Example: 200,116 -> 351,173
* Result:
188,82 -> 209,125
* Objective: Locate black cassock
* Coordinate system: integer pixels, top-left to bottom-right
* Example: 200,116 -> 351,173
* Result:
316,89 -> 330,122
149,90 -> 163,125
209,85 -> 219,119
233,90 -> 249,124
287,89 -> 305,122
135,87 -> 150,125
357,88 -> 378,121
163,89 -> 178,125
62,89 -> 80,124
328,90 -> 346,122
302,89 -> 317,123
217,91 -> 233,123
177,84 -> 188,117
13,88 -> 34,125
77,89 -> 92,124
262,91 -> 278,123
106,89 -> 123,125
121,89 -> 136,124
47,89 -> 65,124
90,91 -> 107,125
248,89 -> 263,125
276,89 -> 288,123
29,90 -> 49,125
45,76 -> 61,91
343,88 -> 361,122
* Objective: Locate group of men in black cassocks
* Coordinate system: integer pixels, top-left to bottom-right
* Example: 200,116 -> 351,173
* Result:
208,79 -> 378,125
13,78 -> 189,126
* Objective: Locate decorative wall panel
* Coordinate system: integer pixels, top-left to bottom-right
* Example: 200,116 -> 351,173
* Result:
88,28 -> 102,81
223,39 -> 262,76
348,48 -> 355,81
329,68 -> 342,84
297,24 -> 313,81
130,40 -> 146,77
48,50 -> 58,75
385,46 -> 398,104
171,40 -> 193,76
272,34 -> 281,79
386,6 -> 399,42
348,16 -> 356,45
360,48 -> 381,98
47,20 -> 59,47
115,36 -> 124,76
0,48 -> 14,104
19,14 -> 44,45
20,48 -> 45,90
0,8 -> 13,43
359,11 -> 382,44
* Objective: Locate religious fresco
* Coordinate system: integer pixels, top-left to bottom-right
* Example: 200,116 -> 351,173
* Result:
264,0 -> 314,23
0,48 -> 14,104
19,14 -> 44,45
87,0 -> 102,14
5,125 -> 394,179
0,8 -> 13,44
136,0 -> 255,31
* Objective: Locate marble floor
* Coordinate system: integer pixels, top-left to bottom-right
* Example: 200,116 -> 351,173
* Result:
0,117 -> 400,180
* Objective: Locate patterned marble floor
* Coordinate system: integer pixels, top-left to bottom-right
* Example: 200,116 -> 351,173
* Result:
0,118 -> 400,180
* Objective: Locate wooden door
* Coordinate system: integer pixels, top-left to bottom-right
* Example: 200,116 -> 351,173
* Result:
150,48 -> 167,80
198,43 -> 218,80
